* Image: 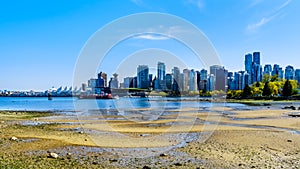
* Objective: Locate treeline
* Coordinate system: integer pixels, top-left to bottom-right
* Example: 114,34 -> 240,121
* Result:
227,75 -> 299,99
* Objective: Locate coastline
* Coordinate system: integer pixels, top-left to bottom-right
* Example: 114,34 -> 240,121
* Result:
1,102 -> 300,168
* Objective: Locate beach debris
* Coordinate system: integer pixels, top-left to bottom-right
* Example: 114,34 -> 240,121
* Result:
10,136 -> 18,141
142,166 -> 151,169
0,121 -> 4,124
174,162 -> 183,166
282,106 -> 296,110
49,152 -> 59,158
287,139 -> 292,142
109,159 -> 118,163
159,153 -> 168,157
79,131 -> 84,134
287,112 -> 300,117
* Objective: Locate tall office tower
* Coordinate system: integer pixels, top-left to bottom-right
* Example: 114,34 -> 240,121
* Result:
272,64 -> 284,79
285,65 -> 295,80
124,77 -> 133,88
157,62 -> 166,81
157,62 -> 166,90
244,73 -> 250,86
172,67 -> 180,92
97,72 -> 105,88
234,72 -> 242,90
189,69 -> 197,91
295,69 -> 300,84
196,71 -> 200,90
165,74 -> 173,90
227,72 -> 234,90
100,72 -> 107,87
179,73 -> 185,92
245,53 -> 253,74
253,52 -> 261,65
199,69 -> 208,92
264,64 -> 272,76
251,63 -> 262,83
88,78 -> 97,93
137,65 -> 149,89
238,71 -> 246,90
149,74 -> 153,88
183,69 -> 190,92
109,73 -> 119,89
208,74 -> 215,92
210,65 -> 228,91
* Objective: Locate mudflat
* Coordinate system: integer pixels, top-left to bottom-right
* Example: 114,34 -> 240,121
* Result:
0,103 -> 299,168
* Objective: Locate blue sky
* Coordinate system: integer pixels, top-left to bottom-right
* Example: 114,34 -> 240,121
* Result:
0,0 -> 299,90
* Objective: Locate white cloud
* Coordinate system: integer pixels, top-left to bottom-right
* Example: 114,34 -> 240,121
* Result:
246,0 -> 292,33
134,34 -> 170,40
185,0 -> 204,10
249,0 -> 264,7
130,0 -> 143,6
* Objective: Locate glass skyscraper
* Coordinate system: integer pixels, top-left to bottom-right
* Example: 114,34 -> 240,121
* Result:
137,65 -> 149,89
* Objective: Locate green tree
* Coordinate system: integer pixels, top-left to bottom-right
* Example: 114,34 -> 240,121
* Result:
242,85 -> 252,97
262,82 -> 272,96
282,80 -> 293,97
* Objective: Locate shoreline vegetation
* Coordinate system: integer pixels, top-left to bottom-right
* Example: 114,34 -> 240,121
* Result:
1,100 -> 300,168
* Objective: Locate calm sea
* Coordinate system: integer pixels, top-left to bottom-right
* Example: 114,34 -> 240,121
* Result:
0,97 -> 246,112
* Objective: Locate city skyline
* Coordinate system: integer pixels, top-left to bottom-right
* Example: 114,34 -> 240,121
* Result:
1,0 -> 300,90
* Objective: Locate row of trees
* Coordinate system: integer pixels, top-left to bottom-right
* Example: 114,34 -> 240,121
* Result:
227,75 -> 299,98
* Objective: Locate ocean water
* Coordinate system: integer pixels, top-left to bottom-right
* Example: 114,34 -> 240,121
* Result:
0,97 -> 246,112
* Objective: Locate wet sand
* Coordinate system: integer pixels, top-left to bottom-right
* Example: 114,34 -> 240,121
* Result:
0,103 -> 300,168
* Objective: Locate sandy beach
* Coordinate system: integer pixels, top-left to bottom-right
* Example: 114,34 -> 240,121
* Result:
0,102 -> 300,168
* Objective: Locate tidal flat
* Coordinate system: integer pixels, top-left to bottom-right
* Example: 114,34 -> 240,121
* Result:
0,103 -> 300,168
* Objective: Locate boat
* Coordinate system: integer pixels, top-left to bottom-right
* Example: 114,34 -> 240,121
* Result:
78,93 -> 113,99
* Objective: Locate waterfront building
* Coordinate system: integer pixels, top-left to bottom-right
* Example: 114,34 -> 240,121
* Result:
251,63 -> 262,83
253,52 -> 261,65
189,69 -> 197,91
208,74 -> 215,91
210,65 -> 228,91
123,77 -> 133,88
245,53 -> 252,74
109,73 -> 119,89
137,65 -> 149,89
165,74 -> 173,90
295,69 -> 300,84
97,72 -> 105,88
183,69 -> 190,92
272,64 -> 284,79
264,64 -> 272,76
285,65 -> 295,80
88,78 -> 97,93
227,72 -> 234,90
172,67 -> 180,92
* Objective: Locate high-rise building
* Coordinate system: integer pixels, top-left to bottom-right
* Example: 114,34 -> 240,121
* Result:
199,69 -> 208,92
245,53 -> 252,74
285,65 -> 295,80
101,72 -> 107,87
253,52 -> 261,65
264,64 -> 272,76
183,69 -> 190,92
227,72 -> 234,90
172,67 -> 180,92
165,74 -> 173,90
251,63 -> 262,83
208,74 -> 215,92
210,65 -> 228,91
157,62 -> 166,81
97,72 -> 105,88
88,78 -> 97,93
124,77 -> 133,88
189,69 -> 197,91
137,65 -> 149,89
109,73 -> 119,89
295,69 -> 300,84
272,64 -> 284,79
